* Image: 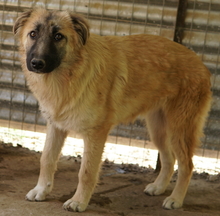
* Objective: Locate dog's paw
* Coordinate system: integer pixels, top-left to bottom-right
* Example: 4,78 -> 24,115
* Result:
26,186 -> 48,201
144,183 -> 166,196
63,199 -> 87,212
162,196 -> 182,209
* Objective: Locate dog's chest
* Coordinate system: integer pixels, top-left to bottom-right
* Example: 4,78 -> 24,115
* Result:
40,99 -> 97,133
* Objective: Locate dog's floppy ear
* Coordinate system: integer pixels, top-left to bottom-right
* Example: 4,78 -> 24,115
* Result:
13,9 -> 33,35
70,13 -> 90,45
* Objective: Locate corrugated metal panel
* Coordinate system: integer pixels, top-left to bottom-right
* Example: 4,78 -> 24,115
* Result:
0,0 -> 219,150
181,0 -> 220,149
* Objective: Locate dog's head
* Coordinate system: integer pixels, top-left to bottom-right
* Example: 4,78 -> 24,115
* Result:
13,8 -> 90,73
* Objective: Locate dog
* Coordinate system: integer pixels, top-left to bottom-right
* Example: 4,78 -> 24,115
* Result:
13,7 -> 212,212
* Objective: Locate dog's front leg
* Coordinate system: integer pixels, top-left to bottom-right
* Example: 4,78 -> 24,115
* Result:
26,123 -> 68,201
63,127 -> 109,212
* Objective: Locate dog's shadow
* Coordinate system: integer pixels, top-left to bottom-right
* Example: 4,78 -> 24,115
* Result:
58,189 -> 111,207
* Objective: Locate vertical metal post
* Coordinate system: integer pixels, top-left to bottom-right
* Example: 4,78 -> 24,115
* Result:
173,0 -> 188,44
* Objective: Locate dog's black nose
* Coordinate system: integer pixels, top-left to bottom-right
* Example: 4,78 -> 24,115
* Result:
31,59 -> 45,70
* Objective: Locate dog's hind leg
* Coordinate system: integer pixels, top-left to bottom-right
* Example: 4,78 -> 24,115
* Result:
162,112 -> 202,209
162,124 -> 195,209
63,126 -> 110,212
144,109 -> 175,196
162,90 -> 211,209
162,135 -> 193,209
26,123 -> 68,201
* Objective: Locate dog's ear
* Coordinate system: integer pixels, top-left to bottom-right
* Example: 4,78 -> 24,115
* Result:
70,13 -> 90,45
13,9 -> 33,35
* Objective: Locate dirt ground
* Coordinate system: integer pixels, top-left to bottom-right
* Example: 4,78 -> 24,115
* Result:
0,143 -> 220,216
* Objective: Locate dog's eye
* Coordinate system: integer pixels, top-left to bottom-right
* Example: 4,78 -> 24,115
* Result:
54,33 -> 63,41
30,31 -> 37,39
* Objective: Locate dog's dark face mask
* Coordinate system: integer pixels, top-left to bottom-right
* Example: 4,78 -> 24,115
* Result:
26,21 -> 66,73
13,9 -> 90,74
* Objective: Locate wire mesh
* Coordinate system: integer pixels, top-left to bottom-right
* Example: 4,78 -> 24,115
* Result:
0,0 -> 219,174
183,0 -> 220,163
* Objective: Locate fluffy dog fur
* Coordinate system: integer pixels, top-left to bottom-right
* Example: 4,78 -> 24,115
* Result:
13,8 -> 211,212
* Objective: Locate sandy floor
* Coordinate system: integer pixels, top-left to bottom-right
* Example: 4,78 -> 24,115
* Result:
1,143 -> 220,216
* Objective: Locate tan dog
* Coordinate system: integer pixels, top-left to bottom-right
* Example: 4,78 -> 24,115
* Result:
13,8 -> 211,212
